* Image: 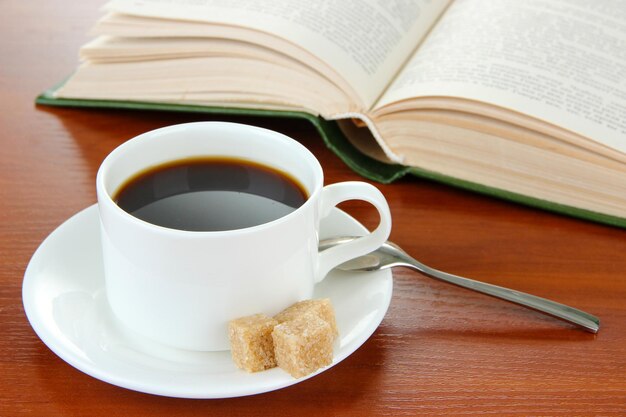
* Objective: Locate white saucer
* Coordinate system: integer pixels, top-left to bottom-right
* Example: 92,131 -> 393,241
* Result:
23,205 -> 392,398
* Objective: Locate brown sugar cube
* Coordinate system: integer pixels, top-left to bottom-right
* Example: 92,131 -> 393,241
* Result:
228,314 -> 278,372
272,313 -> 334,378
274,298 -> 338,339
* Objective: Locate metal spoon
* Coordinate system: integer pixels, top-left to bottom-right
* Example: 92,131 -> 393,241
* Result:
319,236 -> 600,333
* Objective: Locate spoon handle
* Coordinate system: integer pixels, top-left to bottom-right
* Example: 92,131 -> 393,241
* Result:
406,258 -> 600,333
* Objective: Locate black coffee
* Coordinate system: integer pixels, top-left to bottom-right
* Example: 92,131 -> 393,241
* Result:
113,157 -> 308,231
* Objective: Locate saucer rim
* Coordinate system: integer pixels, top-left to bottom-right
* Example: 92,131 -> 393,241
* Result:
22,204 -> 392,398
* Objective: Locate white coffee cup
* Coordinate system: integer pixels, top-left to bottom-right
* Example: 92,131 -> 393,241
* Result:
96,122 -> 391,351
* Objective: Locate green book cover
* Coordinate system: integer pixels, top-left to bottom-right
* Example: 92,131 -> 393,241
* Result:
36,85 -> 626,229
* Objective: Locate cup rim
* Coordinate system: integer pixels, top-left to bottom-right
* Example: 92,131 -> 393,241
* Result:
96,121 -> 324,236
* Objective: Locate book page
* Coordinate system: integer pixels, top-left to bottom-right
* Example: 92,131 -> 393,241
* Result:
376,0 -> 626,153
105,0 -> 450,109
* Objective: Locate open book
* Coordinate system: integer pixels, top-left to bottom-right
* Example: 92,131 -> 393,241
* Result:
39,0 -> 626,227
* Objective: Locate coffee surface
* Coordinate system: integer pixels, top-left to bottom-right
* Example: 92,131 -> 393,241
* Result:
114,157 -> 307,231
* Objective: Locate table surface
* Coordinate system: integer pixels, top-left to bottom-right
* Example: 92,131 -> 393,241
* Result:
2,1 -> 625,415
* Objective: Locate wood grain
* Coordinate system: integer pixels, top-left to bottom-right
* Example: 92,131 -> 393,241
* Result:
1,1 -> 625,415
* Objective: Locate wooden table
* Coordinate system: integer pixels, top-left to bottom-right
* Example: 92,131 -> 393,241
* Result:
2,1 -> 625,415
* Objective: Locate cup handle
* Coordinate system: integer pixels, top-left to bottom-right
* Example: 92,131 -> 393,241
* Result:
316,181 -> 392,282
